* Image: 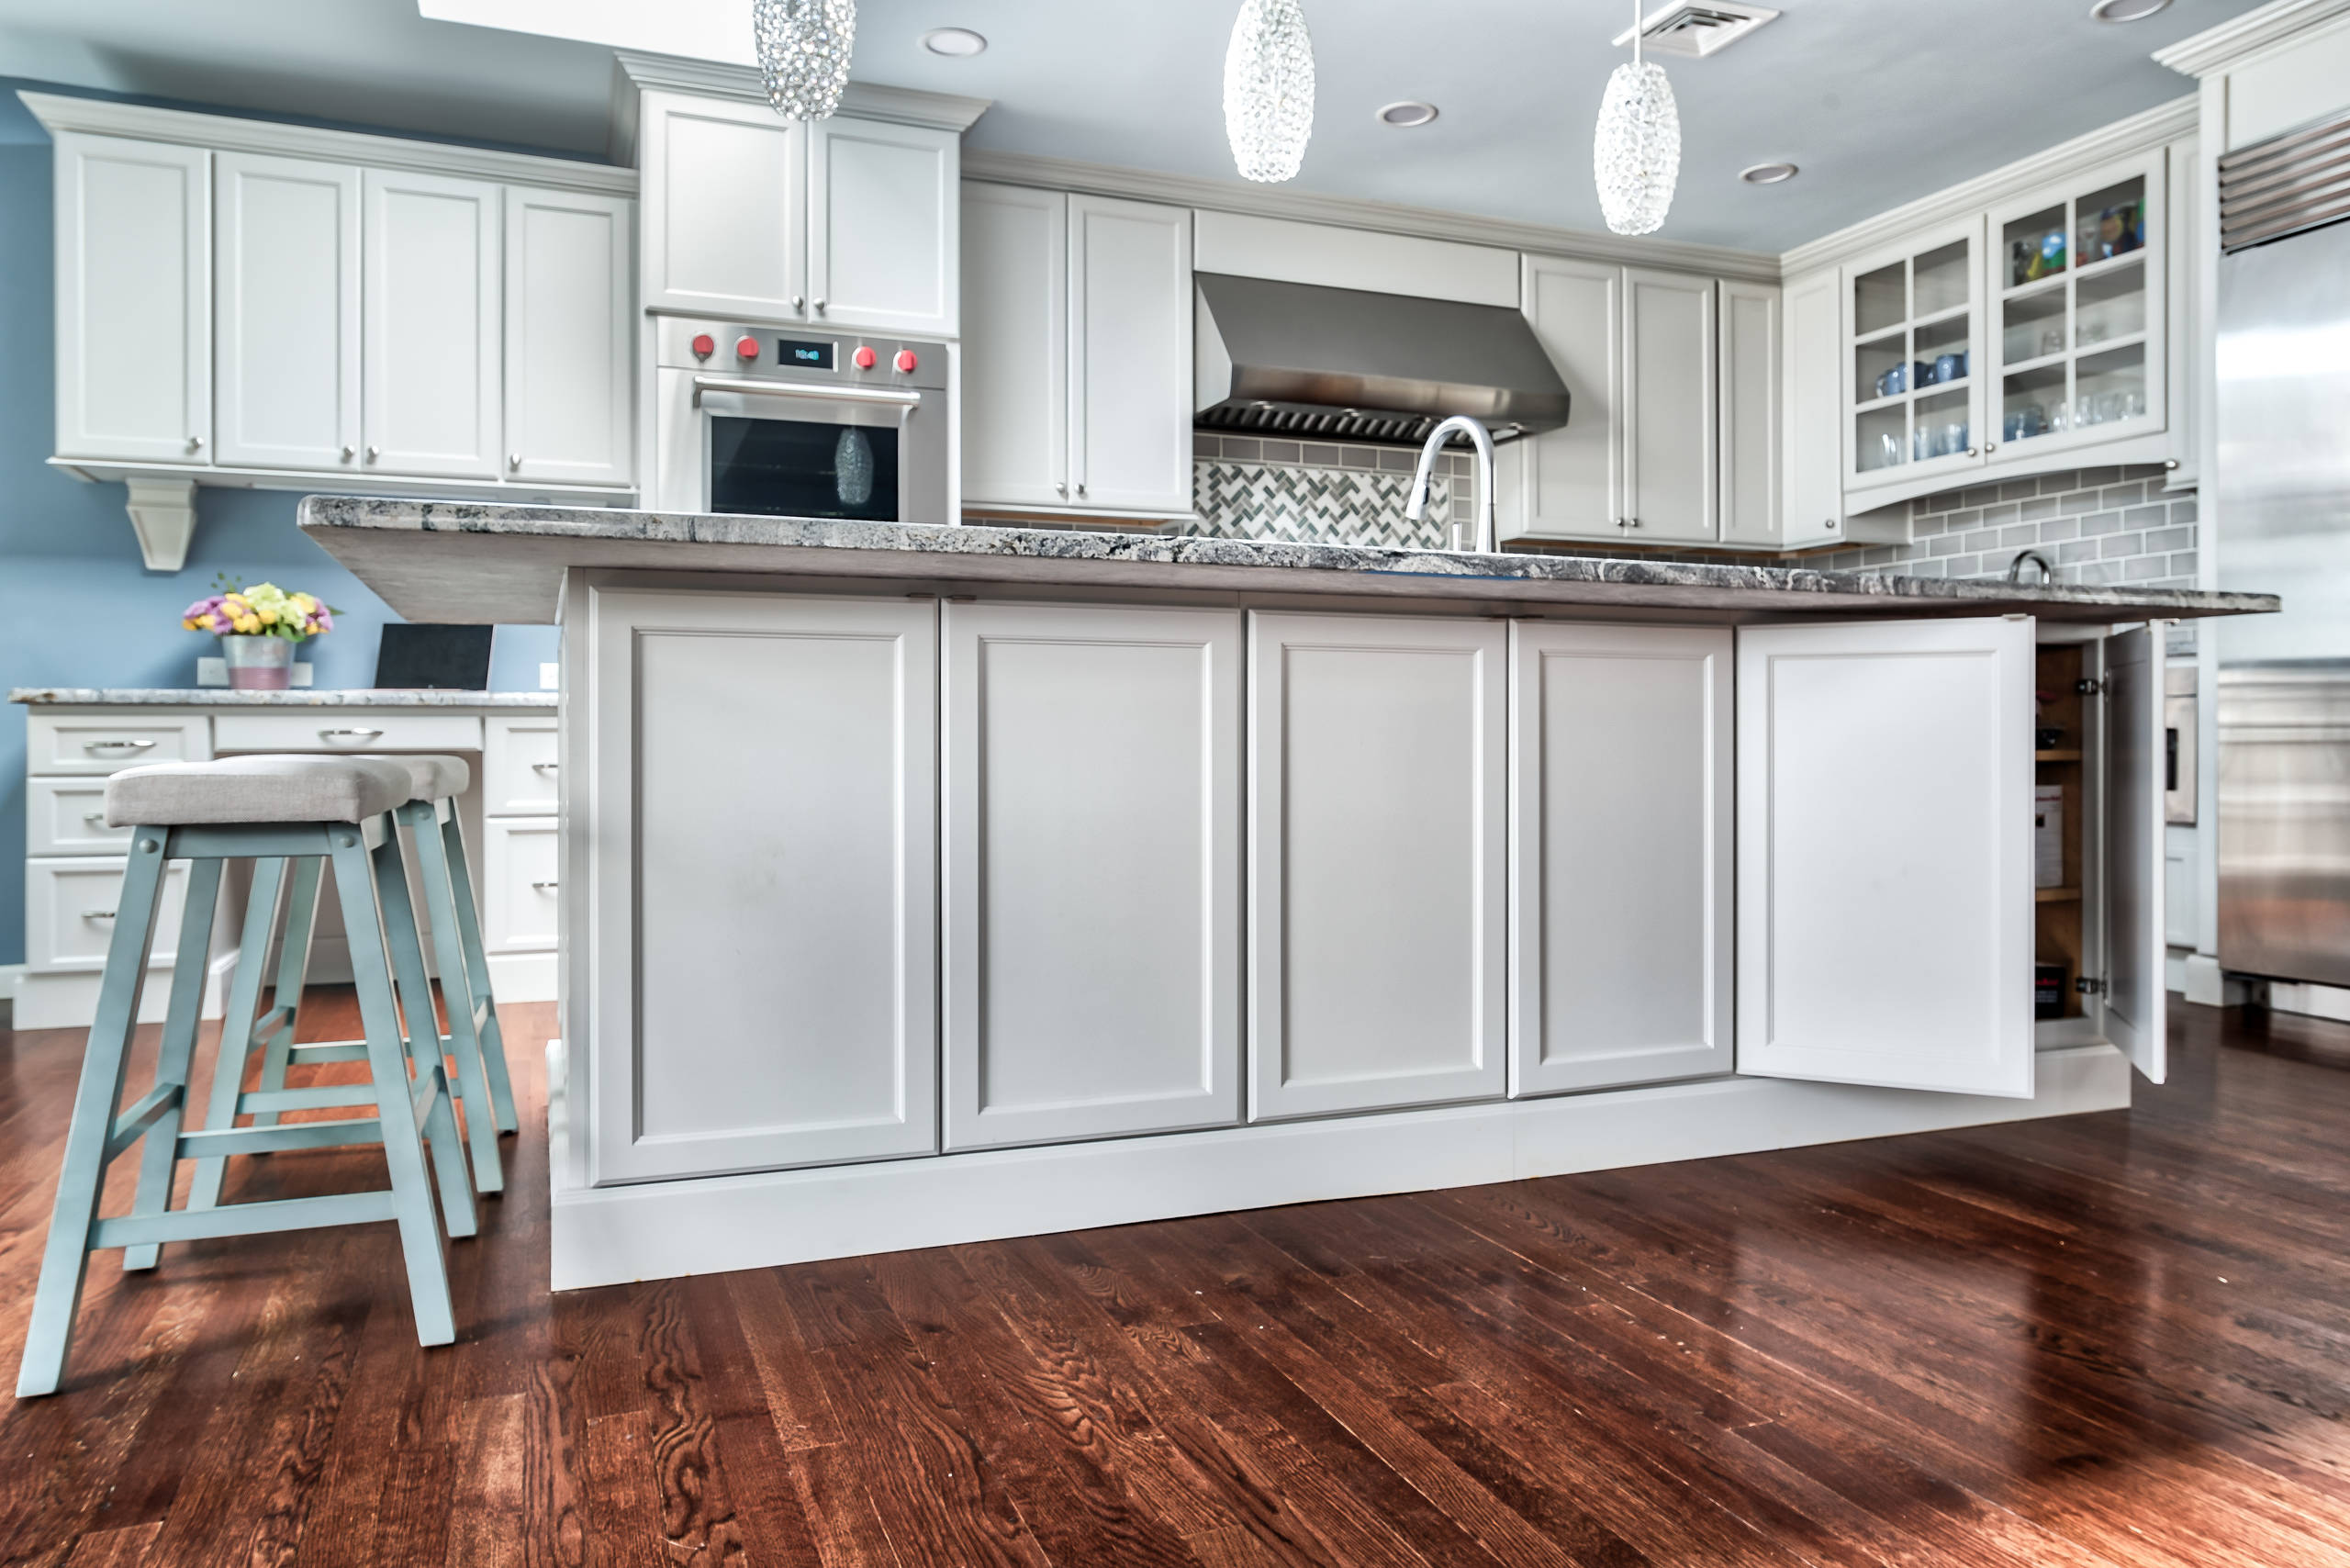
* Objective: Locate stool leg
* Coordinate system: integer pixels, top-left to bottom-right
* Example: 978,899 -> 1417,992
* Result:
189,857 -> 289,1212
17,830 -> 172,1397
330,826 -> 455,1348
369,824 -> 478,1238
251,856 -> 323,1131
438,808 -> 517,1136
121,856 -> 223,1271
405,801 -> 502,1190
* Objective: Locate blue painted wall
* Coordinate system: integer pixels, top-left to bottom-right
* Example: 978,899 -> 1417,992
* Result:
0,80 -> 560,969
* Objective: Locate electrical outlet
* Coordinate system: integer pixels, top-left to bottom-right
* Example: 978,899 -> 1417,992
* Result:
196,656 -> 227,687
291,663 -> 314,688
540,662 -> 560,691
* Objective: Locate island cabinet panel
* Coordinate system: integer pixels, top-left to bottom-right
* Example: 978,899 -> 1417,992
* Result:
943,602 -> 1242,1149
1736,617 -> 2037,1099
586,588 -> 938,1183
1248,611 -> 1507,1120
1509,623 -> 1732,1096
2100,625 -> 2167,1082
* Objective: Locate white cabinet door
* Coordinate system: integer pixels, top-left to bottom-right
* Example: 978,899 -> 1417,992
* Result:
808,118 -> 957,338
1511,623 -> 1732,1096
362,169 -> 500,478
1501,254 -> 1623,541
1069,195 -> 1193,515
52,133 -> 210,464
943,602 -> 1242,1150
2101,626 -> 2166,1082
640,92 -> 807,321
214,153 -> 360,473
1779,268 -> 1845,548
961,183 -> 1069,509
1737,618 -> 2036,1098
504,186 -> 632,487
587,588 -> 937,1182
1718,280 -> 1782,547
1248,611 -> 1507,1120
1623,267 -> 1718,543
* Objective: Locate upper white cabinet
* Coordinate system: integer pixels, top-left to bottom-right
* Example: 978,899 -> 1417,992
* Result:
943,601 -> 1242,1150
1720,279 -> 1801,548
638,91 -> 808,321
362,169 -> 502,479
505,186 -> 634,487
1843,218 -> 1986,498
1736,617 -> 2037,1099
961,184 -> 1193,519
51,133 -> 211,465
1501,255 -> 1622,540
808,117 -> 958,338
213,152 -> 360,473
1248,610 -> 1507,1121
1778,269 -> 1845,546
1510,622 -> 1732,1096
1624,268 -> 1718,543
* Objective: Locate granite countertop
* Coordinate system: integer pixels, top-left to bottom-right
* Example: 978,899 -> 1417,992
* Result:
297,494 -> 2283,626
9,688 -> 558,708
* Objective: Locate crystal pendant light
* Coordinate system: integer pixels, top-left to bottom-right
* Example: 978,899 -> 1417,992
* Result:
754,0 -> 856,121
834,427 -> 875,509
1225,0 -> 1315,184
1593,0 -> 1681,236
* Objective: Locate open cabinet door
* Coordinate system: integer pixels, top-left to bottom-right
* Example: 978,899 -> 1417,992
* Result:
1738,618 -> 2036,1098
2102,626 -> 2167,1082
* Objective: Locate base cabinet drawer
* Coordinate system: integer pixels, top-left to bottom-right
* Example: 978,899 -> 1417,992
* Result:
212,712 -> 485,753
484,715 -> 559,815
27,856 -> 196,972
481,815 -> 558,953
27,778 -> 134,857
28,713 -> 210,775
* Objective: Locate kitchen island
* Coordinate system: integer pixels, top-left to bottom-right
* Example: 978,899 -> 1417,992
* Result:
299,497 -> 2277,1291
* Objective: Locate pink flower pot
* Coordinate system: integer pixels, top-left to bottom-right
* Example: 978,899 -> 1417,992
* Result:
221,634 -> 293,690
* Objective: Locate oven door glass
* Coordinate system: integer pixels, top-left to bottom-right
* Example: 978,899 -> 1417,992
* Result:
709,414 -> 901,521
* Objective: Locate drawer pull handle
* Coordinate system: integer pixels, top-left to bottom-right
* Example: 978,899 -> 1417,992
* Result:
532,880 -> 559,892
84,812 -> 109,824
84,739 -> 155,753
532,762 -> 559,774
82,909 -> 117,920
320,728 -> 385,740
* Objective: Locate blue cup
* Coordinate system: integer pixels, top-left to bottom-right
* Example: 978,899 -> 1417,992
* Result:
1935,352 -> 1964,385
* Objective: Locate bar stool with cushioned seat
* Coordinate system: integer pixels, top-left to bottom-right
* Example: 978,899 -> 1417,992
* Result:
15,756 -> 475,1398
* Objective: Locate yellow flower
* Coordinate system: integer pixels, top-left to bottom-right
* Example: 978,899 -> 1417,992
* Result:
233,614 -> 261,634
256,606 -> 278,625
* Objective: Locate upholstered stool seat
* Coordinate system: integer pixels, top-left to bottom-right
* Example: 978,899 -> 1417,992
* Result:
369,753 -> 470,802
18,756 -> 474,1397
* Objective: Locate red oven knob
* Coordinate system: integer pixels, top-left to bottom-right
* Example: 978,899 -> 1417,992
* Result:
690,332 -> 715,360
852,345 -> 878,371
894,349 -> 919,375
733,335 -> 762,360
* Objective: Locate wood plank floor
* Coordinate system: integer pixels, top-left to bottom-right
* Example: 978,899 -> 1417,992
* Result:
2,995 -> 2347,1565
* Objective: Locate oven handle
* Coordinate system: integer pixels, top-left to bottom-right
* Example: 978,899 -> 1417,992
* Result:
691,375 -> 923,410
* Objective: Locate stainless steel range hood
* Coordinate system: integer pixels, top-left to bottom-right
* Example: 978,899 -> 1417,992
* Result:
1193,272 -> 1571,447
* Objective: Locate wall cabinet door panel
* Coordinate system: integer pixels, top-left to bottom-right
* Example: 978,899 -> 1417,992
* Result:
1511,622 -> 1732,1095
1718,280 -> 1782,546
504,186 -> 633,487
1248,611 -> 1506,1120
809,118 -> 957,338
362,169 -> 501,477
1737,617 -> 2035,1098
1780,268 -> 1845,547
1502,255 -> 1623,540
214,152 -> 360,473
587,588 -> 937,1182
1624,268 -> 1718,541
1069,195 -> 1193,514
944,602 -> 1241,1149
961,184 -> 1069,509
640,93 -> 807,321
53,133 -> 210,464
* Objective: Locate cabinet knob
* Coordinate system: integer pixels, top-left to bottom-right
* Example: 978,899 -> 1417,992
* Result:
2165,457 -> 2181,470
1967,446 -> 1981,458
185,436 -> 203,454
1825,518 -> 1838,531
364,445 -> 380,464
1055,481 -> 1068,497
341,445 -> 355,463
1626,517 -> 1641,530
509,454 -> 522,472
1076,482 -> 1088,498
812,297 -> 828,314
790,295 -> 806,313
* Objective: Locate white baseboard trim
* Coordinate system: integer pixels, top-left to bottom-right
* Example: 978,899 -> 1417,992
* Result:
14,948 -> 238,1031
2266,978 -> 2350,1024
487,950 -> 556,1003
2184,952 -> 2229,1007
546,1043 -> 2132,1293
0,962 -> 21,1002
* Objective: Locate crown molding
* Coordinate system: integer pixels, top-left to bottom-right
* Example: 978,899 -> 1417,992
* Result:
1780,95 -> 2196,277
612,50 -> 992,133
960,148 -> 1783,284
15,90 -> 636,196
2154,0 -> 2350,77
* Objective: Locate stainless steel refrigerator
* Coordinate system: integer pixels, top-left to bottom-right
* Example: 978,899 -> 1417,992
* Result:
2215,107 -> 2350,986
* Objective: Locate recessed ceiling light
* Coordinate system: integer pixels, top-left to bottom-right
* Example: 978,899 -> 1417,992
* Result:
920,27 -> 988,57
1740,161 -> 1799,185
2089,0 -> 2170,19
1377,101 -> 1439,129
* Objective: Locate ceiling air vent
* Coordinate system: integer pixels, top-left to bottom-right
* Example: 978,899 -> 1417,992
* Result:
1610,2 -> 1782,57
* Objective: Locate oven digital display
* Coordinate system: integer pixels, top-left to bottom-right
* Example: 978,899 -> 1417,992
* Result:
777,339 -> 834,371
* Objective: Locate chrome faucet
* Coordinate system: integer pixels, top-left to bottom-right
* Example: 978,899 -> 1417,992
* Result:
1404,415 -> 1498,554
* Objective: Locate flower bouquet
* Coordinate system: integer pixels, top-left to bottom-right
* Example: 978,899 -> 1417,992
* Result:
183,577 -> 339,690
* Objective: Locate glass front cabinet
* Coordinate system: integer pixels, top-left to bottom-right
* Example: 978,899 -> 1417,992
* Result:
1841,151 -> 2168,509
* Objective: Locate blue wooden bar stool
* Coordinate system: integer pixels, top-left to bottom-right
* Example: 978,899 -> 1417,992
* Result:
16,756 -> 475,1398
198,755 -> 518,1193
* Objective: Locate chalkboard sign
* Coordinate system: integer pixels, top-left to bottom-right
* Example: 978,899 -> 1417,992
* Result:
374,624 -> 493,690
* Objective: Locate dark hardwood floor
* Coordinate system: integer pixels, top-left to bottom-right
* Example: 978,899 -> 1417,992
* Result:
1,994 -> 2347,1565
